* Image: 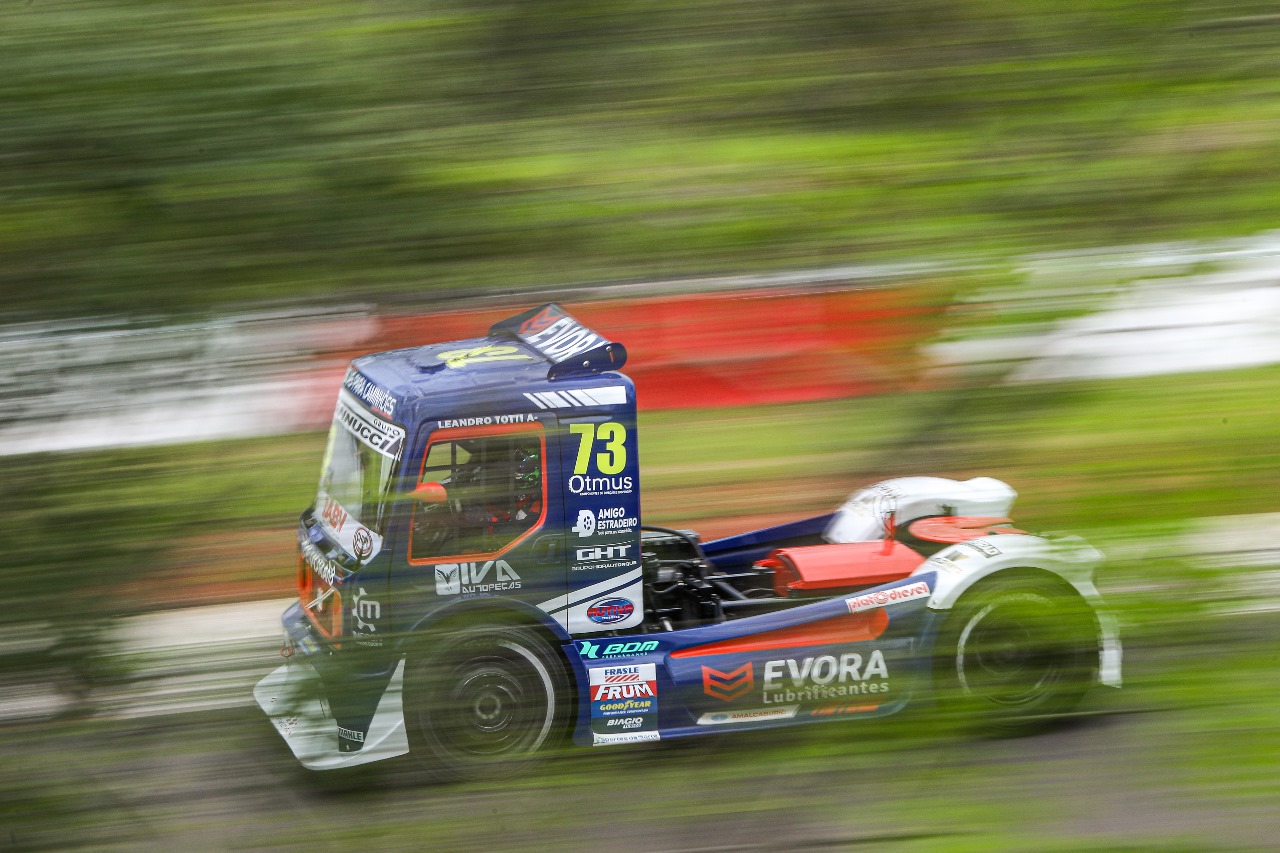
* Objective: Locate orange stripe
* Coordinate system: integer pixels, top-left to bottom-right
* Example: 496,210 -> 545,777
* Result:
670,610 -> 888,659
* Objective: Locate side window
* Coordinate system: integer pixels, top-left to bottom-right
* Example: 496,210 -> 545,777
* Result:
410,426 -> 545,561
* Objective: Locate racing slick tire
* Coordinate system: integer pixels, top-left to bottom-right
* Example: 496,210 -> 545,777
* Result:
404,624 -> 570,781
935,575 -> 1098,733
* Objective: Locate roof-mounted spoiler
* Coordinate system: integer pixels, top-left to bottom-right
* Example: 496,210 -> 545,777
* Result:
490,303 -> 628,379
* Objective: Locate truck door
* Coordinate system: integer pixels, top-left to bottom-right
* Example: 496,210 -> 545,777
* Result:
401,421 -> 560,607
550,412 -> 644,635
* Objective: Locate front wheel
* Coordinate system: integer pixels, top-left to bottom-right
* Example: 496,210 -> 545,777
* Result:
404,625 -> 569,781
936,576 -> 1099,733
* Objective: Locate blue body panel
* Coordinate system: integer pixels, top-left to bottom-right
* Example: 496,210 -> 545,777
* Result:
564,572 -> 940,746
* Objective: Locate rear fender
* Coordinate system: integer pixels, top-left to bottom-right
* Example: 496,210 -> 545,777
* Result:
916,533 -> 1121,687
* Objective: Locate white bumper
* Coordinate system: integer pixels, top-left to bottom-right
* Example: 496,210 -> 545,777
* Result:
253,658 -> 409,770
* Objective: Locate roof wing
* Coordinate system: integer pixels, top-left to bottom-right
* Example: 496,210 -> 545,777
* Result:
490,303 -> 628,379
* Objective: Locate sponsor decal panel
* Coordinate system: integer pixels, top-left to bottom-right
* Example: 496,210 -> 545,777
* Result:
535,569 -> 643,633
335,390 -> 405,459
592,696 -> 657,717
519,306 -> 560,336
702,663 -> 754,702
964,540 -> 1002,557
301,538 -> 345,587
576,543 -> 633,562
343,368 -> 399,418
589,663 -> 659,741
589,664 -> 657,703
437,413 -> 536,429
810,703 -> 880,717
568,474 -> 634,496
926,556 -> 965,574
275,715 -> 302,737
336,725 -> 365,744
762,651 -> 890,704
351,587 -> 381,646
586,597 -> 635,625
697,705 -> 800,726
592,730 -> 661,746
436,344 -> 534,369
576,639 -> 660,660
573,541 -> 636,572
352,527 -> 374,560
434,560 -> 522,595
571,507 -> 639,538
516,307 -> 605,363
845,581 -> 931,614
571,509 -> 597,537
316,490 -> 383,563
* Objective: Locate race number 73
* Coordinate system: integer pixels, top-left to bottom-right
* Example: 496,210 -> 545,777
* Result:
570,422 -> 627,475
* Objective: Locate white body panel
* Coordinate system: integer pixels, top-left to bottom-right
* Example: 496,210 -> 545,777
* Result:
825,477 -> 1018,544
915,533 -> 1122,687
254,659 -> 408,770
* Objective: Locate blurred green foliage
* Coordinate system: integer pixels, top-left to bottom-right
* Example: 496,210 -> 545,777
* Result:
6,1 -> 1280,317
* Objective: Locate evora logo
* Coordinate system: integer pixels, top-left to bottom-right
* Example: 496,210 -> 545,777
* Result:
434,560 -> 521,595
702,663 -> 754,702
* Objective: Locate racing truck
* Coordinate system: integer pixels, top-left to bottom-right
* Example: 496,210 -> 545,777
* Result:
255,303 -> 1122,778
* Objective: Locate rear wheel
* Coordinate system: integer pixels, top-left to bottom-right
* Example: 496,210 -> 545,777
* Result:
404,625 -> 569,780
936,576 -> 1098,732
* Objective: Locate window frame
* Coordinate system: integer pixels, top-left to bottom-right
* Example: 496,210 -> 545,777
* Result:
406,421 -> 548,565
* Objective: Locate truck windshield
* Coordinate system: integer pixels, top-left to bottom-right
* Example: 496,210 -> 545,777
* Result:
317,389 -> 406,533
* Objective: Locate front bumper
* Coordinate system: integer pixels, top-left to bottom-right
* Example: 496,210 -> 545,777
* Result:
254,654 -> 409,771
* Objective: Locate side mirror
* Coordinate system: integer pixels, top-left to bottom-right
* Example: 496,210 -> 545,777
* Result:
410,482 -> 449,504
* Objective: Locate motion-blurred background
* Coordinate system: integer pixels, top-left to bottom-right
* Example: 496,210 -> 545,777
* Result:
2,2 -> 1278,850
